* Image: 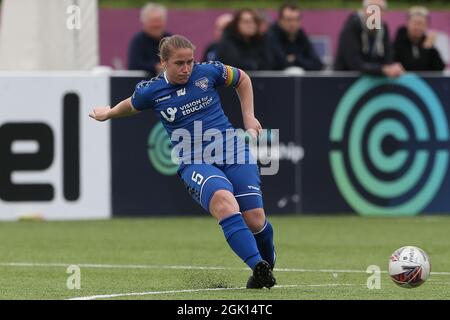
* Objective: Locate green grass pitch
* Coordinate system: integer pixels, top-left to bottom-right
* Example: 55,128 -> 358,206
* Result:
0,215 -> 449,300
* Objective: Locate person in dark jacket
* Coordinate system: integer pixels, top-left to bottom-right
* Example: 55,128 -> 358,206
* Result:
217,9 -> 270,71
394,6 -> 445,71
202,13 -> 233,62
128,3 -> 171,76
266,2 -> 323,71
334,0 -> 404,78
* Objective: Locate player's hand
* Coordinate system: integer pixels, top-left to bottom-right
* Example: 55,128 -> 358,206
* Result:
244,116 -> 263,139
89,106 -> 111,122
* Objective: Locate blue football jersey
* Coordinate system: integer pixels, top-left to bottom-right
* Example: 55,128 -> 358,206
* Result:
131,61 -> 243,163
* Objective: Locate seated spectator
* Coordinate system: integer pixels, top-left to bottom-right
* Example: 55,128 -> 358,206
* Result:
217,9 -> 270,71
266,2 -> 323,71
128,3 -> 171,76
334,0 -> 404,78
394,6 -> 445,71
202,13 -> 233,62
257,9 -> 272,36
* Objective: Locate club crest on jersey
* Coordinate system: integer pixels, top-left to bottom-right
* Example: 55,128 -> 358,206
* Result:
160,107 -> 177,122
195,77 -> 209,91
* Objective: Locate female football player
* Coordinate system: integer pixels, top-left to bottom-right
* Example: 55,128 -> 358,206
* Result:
89,35 -> 276,289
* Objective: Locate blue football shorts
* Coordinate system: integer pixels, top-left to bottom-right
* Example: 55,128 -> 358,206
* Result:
178,162 -> 263,213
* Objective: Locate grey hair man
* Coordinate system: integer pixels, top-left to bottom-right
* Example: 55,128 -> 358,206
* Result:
128,2 -> 171,76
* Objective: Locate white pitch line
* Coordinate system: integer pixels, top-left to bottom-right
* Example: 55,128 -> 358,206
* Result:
1,262 -> 450,276
68,287 -> 247,300
67,283 -> 357,300
0,262 -> 230,270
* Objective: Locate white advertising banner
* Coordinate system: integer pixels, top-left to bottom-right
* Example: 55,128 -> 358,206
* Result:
0,0 -> 99,70
0,72 -> 110,220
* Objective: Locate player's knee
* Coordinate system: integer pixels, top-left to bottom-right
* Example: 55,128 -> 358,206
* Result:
209,190 -> 239,220
242,208 -> 266,233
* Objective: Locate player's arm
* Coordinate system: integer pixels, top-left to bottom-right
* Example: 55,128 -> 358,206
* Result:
235,70 -> 262,138
89,97 -> 140,122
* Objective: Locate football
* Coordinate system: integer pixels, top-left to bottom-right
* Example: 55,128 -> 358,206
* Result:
388,246 -> 431,288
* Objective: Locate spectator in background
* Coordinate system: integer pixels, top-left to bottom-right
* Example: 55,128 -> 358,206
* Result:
334,0 -> 404,78
257,9 -> 272,36
265,2 -> 323,71
202,13 -> 233,62
128,3 -> 171,76
394,6 -> 445,71
217,9 -> 270,71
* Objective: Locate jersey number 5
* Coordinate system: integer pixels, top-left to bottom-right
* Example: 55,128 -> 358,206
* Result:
191,171 -> 204,185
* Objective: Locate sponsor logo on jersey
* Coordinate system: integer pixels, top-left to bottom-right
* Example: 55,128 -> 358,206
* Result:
155,95 -> 171,103
180,96 -> 213,116
177,88 -> 186,96
195,77 -> 209,92
160,107 -> 177,122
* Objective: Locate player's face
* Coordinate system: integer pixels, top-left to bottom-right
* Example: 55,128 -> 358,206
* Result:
163,48 -> 194,85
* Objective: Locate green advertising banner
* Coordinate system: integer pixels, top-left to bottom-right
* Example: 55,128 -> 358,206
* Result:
301,73 -> 450,216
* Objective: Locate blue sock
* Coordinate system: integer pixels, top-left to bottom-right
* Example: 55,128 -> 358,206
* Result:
219,213 -> 262,270
253,220 -> 275,268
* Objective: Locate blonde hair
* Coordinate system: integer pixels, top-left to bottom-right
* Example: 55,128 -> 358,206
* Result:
158,35 -> 196,61
408,6 -> 429,19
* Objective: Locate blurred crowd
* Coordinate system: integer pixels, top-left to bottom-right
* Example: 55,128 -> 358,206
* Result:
128,0 -> 447,78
